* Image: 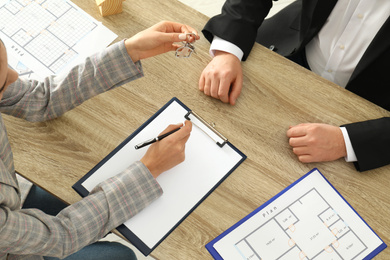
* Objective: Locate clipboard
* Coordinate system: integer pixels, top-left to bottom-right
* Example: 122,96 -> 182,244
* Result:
72,97 -> 246,256
206,168 -> 387,260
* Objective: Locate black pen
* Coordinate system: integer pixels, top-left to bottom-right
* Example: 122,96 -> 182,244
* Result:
135,127 -> 181,149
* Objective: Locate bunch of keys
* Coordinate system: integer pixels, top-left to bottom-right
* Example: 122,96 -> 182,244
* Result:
175,33 -> 197,58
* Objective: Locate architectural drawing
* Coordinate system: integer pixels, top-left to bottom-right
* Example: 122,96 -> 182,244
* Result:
0,0 -> 97,74
0,0 -> 116,77
235,189 -> 367,260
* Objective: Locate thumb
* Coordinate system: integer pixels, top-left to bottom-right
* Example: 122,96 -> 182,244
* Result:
160,123 -> 184,135
170,33 -> 199,43
157,33 -> 188,44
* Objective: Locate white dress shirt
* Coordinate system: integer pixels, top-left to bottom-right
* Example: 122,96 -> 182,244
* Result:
305,0 -> 390,88
209,0 -> 390,163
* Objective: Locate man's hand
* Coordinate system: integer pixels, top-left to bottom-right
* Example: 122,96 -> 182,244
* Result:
287,123 -> 347,163
125,21 -> 199,62
199,51 -> 243,105
141,121 -> 192,178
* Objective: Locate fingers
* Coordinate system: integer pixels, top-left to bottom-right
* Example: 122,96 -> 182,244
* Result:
288,136 -> 307,147
292,146 -> 309,155
162,120 -> 192,142
199,74 -> 206,92
286,124 -> 309,137
287,123 -> 347,163
141,121 -> 192,178
199,66 -> 234,104
154,21 -> 200,43
168,22 -> 200,41
160,122 -> 184,135
201,78 -> 231,103
175,120 -> 192,142
287,125 -> 310,161
203,76 -> 212,96
290,141 -> 316,163
158,32 -> 199,46
201,78 -> 235,104
199,52 -> 243,105
287,124 -> 311,149
179,29 -> 199,43
219,77 -> 232,104
229,75 -> 243,105
295,155 -> 313,163
210,77 -> 221,100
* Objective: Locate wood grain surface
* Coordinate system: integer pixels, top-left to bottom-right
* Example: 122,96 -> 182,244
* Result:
4,0 -> 389,259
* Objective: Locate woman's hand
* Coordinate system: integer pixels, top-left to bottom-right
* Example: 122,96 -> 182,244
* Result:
125,21 -> 199,62
141,120 -> 192,178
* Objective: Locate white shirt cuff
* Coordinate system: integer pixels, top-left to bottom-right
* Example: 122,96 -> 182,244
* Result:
340,127 -> 358,162
210,36 -> 244,61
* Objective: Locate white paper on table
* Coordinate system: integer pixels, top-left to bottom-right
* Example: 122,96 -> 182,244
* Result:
77,98 -> 246,254
0,0 -> 117,78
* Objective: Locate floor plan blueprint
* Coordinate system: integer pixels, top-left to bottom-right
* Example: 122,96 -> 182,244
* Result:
0,0 -> 117,78
207,169 -> 386,260
234,189 -> 367,260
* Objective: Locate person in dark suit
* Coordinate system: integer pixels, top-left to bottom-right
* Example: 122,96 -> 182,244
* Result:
199,0 -> 390,171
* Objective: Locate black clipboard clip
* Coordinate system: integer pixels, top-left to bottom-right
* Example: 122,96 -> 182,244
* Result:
185,111 -> 228,148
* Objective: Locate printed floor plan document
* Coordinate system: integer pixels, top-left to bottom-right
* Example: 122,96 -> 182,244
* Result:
0,0 -> 117,78
207,169 -> 386,260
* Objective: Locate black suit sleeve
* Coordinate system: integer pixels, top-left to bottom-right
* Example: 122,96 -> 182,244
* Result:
342,117 -> 390,171
202,0 -> 273,60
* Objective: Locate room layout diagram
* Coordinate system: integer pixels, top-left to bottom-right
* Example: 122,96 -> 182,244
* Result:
0,0 -> 98,75
234,189 -> 368,260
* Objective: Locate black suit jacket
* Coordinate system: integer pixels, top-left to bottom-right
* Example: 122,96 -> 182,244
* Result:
203,0 -> 390,171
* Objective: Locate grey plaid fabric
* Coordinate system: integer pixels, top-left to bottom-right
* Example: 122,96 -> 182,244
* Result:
0,41 -> 163,259
15,174 -> 32,205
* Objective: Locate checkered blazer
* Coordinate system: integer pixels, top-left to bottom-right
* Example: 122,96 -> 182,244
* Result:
0,41 -> 163,259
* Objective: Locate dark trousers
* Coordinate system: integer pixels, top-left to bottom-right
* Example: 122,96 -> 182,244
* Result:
23,185 -> 137,260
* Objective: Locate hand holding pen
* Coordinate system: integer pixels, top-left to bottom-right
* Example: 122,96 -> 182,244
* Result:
135,128 -> 182,149
140,121 -> 192,179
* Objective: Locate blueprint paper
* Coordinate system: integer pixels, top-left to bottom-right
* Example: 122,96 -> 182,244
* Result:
0,0 -> 117,78
209,169 -> 385,260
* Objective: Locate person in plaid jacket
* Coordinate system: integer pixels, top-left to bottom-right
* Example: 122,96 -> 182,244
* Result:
0,21 -> 199,260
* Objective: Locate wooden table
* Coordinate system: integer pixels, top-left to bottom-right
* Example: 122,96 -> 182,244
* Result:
4,0 -> 390,259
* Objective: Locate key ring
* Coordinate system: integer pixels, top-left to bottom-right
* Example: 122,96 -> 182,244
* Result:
175,33 -> 197,58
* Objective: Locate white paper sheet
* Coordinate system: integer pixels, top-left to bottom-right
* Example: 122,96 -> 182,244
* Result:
0,0 -> 117,78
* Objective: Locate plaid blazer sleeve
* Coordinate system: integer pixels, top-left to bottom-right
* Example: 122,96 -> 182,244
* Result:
0,41 -> 163,259
0,40 -> 144,121
0,161 -> 162,259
